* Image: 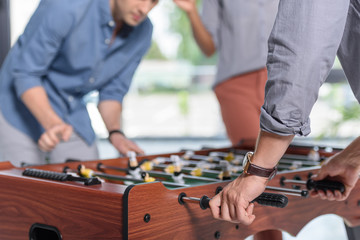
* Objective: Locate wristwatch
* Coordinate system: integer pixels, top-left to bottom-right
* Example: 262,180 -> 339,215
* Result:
242,152 -> 277,180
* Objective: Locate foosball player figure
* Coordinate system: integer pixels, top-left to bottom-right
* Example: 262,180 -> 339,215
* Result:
182,150 -> 195,160
190,167 -> 203,177
78,164 -> 95,178
208,151 -> 235,162
127,151 -> 141,179
77,165 -> 104,183
218,160 -> 232,181
140,160 -> 153,172
307,147 -> 321,162
165,155 -> 185,184
141,172 -> 156,183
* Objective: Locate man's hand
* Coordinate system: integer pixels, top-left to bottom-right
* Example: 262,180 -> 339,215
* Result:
173,0 -> 197,14
22,86 -> 71,152
208,130 -> 293,224
38,123 -> 73,152
209,174 -> 268,225
311,152 -> 360,201
110,133 -> 144,156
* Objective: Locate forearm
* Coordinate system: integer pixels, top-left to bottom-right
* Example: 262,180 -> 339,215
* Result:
173,0 -> 215,56
252,130 -> 294,168
98,100 -> 144,154
21,86 -> 63,130
98,100 -> 122,131
186,9 -> 216,57
336,137 -> 360,169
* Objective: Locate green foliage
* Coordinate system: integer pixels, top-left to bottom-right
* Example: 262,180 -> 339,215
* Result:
316,102 -> 360,139
178,90 -> 189,116
317,83 -> 360,139
144,41 -> 167,60
169,1 -> 217,65
338,104 -> 360,122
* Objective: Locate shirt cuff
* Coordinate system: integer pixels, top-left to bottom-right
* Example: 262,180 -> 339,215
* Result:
260,107 -> 311,136
14,75 -> 43,99
99,93 -> 125,104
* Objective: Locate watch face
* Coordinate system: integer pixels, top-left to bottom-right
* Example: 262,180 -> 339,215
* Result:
242,155 -> 248,168
242,152 -> 253,173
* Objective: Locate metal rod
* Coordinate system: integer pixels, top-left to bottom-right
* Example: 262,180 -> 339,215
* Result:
266,186 -> 308,197
94,172 -> 144,183
98,164 -> 128,172
275,192 -> 306,197
162,182 -> 191,188
282,179 -> 307,185
182,196 -> 201,203
266,186 -> 304,194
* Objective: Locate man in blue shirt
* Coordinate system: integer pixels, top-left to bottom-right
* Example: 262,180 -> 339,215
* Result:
0,0 -> 159,167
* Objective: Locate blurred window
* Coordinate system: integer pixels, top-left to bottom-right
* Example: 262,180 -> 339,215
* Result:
8,0 -> 358,141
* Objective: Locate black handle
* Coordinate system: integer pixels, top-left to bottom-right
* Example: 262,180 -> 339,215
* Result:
23,168 -> 101,186
306,179 -> 345,193
199,192 -> 288,210
23,168 -> 69,181
252,192 -> 288,208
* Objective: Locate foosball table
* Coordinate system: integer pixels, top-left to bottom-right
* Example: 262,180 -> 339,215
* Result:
0,140 -> 359,240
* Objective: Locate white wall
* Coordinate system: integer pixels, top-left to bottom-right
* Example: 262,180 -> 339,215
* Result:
10,0 -> 40,45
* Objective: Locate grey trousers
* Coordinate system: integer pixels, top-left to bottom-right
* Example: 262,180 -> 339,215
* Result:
261,0 -> 360,136
0,111 -> 99,167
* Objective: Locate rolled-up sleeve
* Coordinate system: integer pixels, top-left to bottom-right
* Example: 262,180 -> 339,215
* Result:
201,0 -> 221,48
261,0 -> 349,136
12,0 -> 74,98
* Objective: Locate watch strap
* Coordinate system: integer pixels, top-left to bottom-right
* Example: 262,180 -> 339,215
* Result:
244,152 -> 277,179
246,164 -> 276,178
108,129 -> 125,143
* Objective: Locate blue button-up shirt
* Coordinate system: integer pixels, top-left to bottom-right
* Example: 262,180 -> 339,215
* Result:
0,0 -> 152,145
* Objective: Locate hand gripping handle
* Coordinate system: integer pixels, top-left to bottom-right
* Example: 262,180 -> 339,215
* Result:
199,192 -> 288,210
306,179 -> 345,193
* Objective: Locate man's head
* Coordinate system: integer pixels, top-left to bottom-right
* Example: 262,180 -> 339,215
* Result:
110,0 -> 159,27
